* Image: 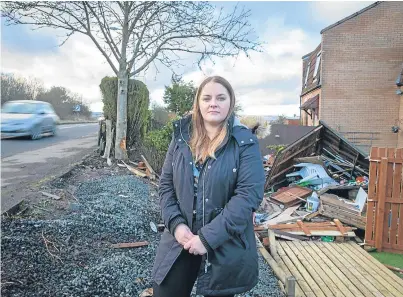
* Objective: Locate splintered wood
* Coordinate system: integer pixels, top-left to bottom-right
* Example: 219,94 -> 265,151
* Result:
263,240 -> 403,297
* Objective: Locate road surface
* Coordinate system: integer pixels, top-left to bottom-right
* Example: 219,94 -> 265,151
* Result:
1,123 -> 99,213
1,123 -> 99,158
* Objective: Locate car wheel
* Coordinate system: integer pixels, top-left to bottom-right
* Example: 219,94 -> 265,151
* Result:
31,125 -> 42,140
51,124 -> 57,136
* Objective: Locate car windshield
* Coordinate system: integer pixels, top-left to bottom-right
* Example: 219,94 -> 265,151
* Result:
1,102 -> 38,114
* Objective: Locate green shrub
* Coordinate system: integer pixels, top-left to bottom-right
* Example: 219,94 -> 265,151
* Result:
100,77 -> 150,150
142,120 -> 176,173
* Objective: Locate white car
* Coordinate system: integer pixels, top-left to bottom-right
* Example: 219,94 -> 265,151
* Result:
1,100 -> 60,140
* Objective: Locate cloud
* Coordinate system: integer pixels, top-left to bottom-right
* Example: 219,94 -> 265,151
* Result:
2,33 -> 112,106
182,17 -> 318,116
2,8 -> 321,116
310,1 -> 374,25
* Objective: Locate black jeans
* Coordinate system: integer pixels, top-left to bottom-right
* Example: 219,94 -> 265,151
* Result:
153,250 -> 234,297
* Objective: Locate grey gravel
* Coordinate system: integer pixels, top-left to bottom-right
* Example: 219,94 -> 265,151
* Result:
2,173 -> 283,297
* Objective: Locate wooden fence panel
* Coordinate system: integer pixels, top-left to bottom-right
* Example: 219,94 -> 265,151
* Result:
366,147 -> 403,253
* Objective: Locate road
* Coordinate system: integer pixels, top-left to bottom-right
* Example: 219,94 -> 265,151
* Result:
1,123 -> 99,213
1,123 -> 99,158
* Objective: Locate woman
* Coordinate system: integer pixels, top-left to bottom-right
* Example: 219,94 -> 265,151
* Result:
152,76 -> 265,297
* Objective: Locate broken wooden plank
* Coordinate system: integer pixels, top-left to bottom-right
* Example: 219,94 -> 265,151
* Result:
333,219 -> 348,235
271,186 -> 312,207
304,211 -> 320,221
141,154 -> 157,180
41,191 -> 61,200
264,204 -> 301,226
111,241 -> 149,249
121,161 -> 148,178
297,220 -> 312,236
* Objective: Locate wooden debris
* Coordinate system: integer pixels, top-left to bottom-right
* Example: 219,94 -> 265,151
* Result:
111,241 -> 149,249
270,186 -> 312,207
303,211 -> 320,221
319,193 -> 366,229
268,219 -> 355,237
139,288 -> 153,297
141,155 -> 157,180
41,191 -> 61,200
384,264 -> 403,274
121,161 -> 147,178
264,204 -> 302,226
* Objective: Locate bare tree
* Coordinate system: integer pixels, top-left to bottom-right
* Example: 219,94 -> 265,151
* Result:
2,1 -> 260,160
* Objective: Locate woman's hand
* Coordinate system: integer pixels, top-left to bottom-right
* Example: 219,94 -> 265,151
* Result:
174,223 -> 194,245
183,235 -> 207,255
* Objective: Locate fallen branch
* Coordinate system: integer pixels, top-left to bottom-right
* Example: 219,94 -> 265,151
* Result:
111,241 -> 149,249
41,191 -> 61,200
41,231 -> 63,263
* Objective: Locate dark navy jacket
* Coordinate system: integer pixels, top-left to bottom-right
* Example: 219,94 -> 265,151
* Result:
152,114 -> 265,296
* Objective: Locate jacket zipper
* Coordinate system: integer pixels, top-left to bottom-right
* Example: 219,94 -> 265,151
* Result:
179,120 -> 211,273
202,158 -> 211,273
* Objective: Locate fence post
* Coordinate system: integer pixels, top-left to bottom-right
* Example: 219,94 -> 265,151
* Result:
375,157 -> 388,251
286,276 -> 296,297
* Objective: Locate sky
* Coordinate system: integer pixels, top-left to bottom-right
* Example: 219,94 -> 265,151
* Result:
1,1 -> 374,115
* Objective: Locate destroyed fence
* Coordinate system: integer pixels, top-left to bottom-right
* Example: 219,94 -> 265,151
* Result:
265,120 -> 369,191
365,147 -> 403,253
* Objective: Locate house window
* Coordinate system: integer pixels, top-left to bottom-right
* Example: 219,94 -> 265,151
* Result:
313,52 -> 321,80
304,62 -> 310,87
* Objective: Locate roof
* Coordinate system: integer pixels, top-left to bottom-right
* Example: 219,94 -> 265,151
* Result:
4,100 -> 47,104
301,43 -> 321,95
257,124 -> 316,156
320,2 -> 381,34
300,94 -> 319,110
265,120 -> 369,190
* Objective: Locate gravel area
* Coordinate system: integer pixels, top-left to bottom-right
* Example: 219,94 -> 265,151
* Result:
1,157 -> 283,297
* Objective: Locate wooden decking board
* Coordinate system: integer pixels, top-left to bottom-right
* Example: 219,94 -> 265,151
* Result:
277,242 -> 318,297
280,242 -> 327,297
271,246 -> 308,297
301,241 -> 359,297
319,242 -> 384,297
330,242 -> 395,297
306,242 -> 365,297
337,243 -> 402,297
345,241 -> 403,292
290,241 -> 346,297
316,242 -> 379,297
285,241 -> 334,297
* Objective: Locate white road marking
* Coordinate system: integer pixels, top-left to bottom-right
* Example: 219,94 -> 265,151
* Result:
58,123 -> 98,130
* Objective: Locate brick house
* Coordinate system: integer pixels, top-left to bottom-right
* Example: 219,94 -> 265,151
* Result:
300,1 -> 403,152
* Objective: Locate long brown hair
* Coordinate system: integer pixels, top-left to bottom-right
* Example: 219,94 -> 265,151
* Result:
190,76 -> 236,163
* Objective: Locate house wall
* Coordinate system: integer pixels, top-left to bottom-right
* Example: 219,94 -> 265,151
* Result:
321,2 -> 403,151
301,88 -> 321,126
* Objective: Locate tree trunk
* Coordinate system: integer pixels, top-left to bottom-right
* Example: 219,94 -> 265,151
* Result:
103,119 -> 113,159
114,71 -> 128,160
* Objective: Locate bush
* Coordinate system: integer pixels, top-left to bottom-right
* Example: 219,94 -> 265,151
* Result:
100,77 -> 150,151
141,120 -> 175,174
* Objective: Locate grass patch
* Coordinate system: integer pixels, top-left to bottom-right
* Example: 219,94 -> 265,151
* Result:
371,251 -> 403,278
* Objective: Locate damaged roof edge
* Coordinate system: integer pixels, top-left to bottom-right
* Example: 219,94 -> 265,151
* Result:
320,1 -> 381,34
